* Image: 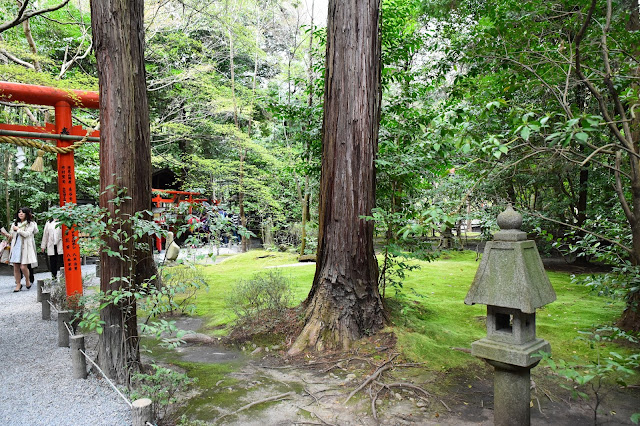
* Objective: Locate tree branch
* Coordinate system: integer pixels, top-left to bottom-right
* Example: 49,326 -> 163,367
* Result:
0,0 -> 72,33
58,36 -> 92,79
615,151 -> 635,227
528,211 -> 633,256
0,48 -> 34,69
575,0 -> 634,152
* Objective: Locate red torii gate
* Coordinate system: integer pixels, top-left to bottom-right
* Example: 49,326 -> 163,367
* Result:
0,81 -> 100,297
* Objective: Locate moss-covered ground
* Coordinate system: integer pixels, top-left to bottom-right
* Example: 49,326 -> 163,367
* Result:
148,249 -> 638,425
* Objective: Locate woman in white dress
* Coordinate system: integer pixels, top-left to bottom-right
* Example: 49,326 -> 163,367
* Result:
41,217 -> 64,279
9,207 -> 38,292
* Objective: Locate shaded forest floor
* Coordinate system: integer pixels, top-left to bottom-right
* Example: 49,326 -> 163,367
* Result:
154,315 -> 640,426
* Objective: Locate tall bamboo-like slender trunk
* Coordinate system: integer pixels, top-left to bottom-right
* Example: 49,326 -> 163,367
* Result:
299,0 -> 315,257
3,150 -> 11,225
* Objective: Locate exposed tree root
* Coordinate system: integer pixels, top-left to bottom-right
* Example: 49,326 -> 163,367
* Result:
295,406 -> 337,426
380,382 -> 431,399
214,391 -> 295,424
370,380 -> 431,419
343,353 -> 399,404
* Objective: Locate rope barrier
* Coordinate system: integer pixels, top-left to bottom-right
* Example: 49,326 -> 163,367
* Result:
0,122 -> 100,154
47,299 -> 59,314
64,321 -> 74,337
79,349 -> 133,409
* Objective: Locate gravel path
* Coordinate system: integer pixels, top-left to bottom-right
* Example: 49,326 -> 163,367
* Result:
0,265 -> 132,426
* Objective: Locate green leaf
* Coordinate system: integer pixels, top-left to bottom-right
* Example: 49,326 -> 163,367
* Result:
520,126 -> 531,141
574,132 -> 588,143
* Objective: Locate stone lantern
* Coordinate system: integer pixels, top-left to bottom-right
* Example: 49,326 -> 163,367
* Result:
465,205 -> 556,425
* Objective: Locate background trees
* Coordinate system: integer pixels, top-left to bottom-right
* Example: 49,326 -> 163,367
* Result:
421,0 -> 640,329
1,0 -> 639,340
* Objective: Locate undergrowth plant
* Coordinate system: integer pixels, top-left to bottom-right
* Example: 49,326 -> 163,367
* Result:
225,269 -> 292,330
537,326 -> 640,425
130,364 -> 196,421
365,208 -> 439,298
49,185 -> 235,384
542,221 -> 639,316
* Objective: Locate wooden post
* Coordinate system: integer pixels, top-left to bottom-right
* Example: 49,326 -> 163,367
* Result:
70,335 -> 87,379
37,279 -> 44,302
57,310 -> 71,347
132,398 -> 153,426
55,101 -> 83,299
41,292 -> 50,320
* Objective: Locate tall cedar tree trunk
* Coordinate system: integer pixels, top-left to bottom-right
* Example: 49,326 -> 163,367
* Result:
575,0 -> 640,330
91,0 -> 155,383
289,0 -> 386,354
620,3 -> 640,329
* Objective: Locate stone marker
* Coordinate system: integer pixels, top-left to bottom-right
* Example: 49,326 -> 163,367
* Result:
166,241 -> 180,261
465,205 -> 556,426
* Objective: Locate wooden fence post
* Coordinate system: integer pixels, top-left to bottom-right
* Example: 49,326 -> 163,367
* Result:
57,310 -> 71,347
41,292 -> 50,320
132,398 -> 153,426
37,279 -> 44,302
70,334 -> 87,379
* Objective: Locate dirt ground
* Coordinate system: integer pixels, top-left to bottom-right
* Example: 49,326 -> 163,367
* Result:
159,318 -> 640,426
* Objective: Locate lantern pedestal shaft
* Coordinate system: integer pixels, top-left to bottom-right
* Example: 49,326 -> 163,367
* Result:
491,361 -> 531,426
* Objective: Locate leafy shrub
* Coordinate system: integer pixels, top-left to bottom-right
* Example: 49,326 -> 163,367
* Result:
225,270 -> 292,324
130,364 -> 196,421
538,326 -> 640,424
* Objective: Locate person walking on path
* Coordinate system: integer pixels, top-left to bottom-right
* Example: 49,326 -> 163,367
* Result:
41,216 -> 64,279
9,207 -> 38,292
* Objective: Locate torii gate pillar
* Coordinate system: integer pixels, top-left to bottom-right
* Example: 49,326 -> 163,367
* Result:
54,101 -> 83,297
0,81 -> 100,299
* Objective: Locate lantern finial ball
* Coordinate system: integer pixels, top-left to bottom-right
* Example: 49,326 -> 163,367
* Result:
497,204 -> 522,231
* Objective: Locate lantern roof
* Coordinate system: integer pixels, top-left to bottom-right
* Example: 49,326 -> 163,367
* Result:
464,205 -> 556,313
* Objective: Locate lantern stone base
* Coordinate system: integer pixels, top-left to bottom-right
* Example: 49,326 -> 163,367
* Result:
471,338 -> 550,368
486,360 -> 532,426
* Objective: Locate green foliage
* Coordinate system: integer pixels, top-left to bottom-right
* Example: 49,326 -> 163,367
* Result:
225,269 -> 292,324
145,265 -> 208,317
49,187 -> 210,379
537,326 -> 640,424
573,262 -> 640,305
130,364 -> 196,421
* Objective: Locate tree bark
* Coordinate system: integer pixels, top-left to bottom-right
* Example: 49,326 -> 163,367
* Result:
289,0 -> 386,355
91,0 -> 154,384
575,0 -> 640,330
21,20 -> 41,71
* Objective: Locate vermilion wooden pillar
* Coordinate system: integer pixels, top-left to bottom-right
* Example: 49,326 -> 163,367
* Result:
0,82 -> 100,299
54,101 -> 82,297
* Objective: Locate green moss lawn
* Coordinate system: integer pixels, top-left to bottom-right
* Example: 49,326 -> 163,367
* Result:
182,249 -> 629,371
